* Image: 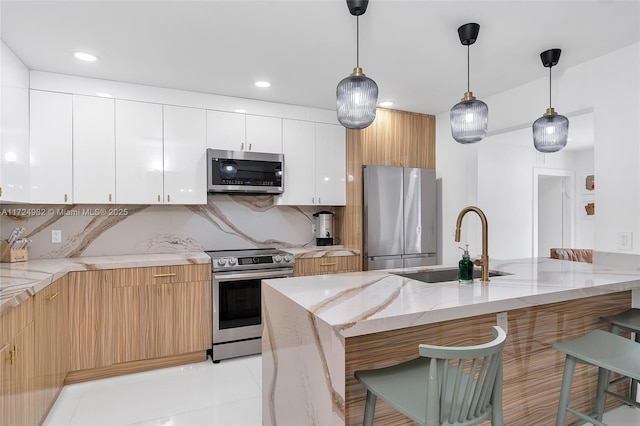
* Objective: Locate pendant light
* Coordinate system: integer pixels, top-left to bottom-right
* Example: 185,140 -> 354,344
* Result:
450,23 -> 488,144
533,48 -> 569,153
336,0 -> 378,130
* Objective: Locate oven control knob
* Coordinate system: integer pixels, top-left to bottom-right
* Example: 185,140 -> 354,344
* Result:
284,255 -> 292,263
228,258 -> 237,266
274,255 -> 282,263
217,258 -> 228,266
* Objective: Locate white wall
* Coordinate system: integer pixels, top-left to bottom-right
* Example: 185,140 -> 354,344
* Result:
437,43 -> 640,264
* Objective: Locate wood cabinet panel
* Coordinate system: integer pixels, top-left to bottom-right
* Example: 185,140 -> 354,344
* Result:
294,255 -> 360,277
68,270 -> 112,371
112,264 -> 210,287
0,299 -> 35,426
113,285 -> 160,364
170,281 -> 212,355
34,277 -> 68,424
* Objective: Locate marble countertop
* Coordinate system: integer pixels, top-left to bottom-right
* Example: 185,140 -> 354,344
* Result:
0,252 -> 211,315
284,245 -> 359,259
263,256 -> 640,338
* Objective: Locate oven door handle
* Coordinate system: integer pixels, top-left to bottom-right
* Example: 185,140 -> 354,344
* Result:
213,269 -> 294,281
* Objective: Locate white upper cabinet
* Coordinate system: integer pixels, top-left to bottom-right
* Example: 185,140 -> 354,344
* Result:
163,105 -> 207,205
245,115 -> 282,153
207,110 -> 282,153
73,95 -> 115,204
276,120 -> 345,206
29,90 -> 73,204
0,42 -> 30,203
276,120 -> 316,205
206,110 -> 245,152
115,100 -> 164,204
315,123 -> 346,206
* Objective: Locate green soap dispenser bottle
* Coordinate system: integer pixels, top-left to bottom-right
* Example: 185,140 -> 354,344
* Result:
458,244 -> 474,285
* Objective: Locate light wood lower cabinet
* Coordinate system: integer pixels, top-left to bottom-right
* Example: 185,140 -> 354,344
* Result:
112,265 -> 211,364
34,276 -> 68,424
294,254 -> 360,276
0,298 -> 35,426
67,270 -> 113,371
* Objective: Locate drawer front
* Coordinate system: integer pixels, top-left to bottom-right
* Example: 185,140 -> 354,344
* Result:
113,264 -> 211,287
294,255 -> 360,276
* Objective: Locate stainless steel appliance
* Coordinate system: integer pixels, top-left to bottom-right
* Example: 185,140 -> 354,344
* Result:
363,165 -> 437,270
206,248 -> 294,362
207,149 -> 284,194
313,211 -> 335,246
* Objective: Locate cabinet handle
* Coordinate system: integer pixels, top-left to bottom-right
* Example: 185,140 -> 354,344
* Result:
0,187 -> 3,197
318,197 -> 321,204
249,143 -> 252,151
311,197 -> 314,204
64,194 -> 68,202
104,273 -> 109,283
167,286 -> 172,295
10,344 -> 18,365
241,143 -> 244,151
108,193 -> 112,202
320,263 -> 337,267
158,287 -> 161,296
46,292 -> 60,301
157,194 -> 161,203
167,194 -> 171,203
153,273 -> 177,278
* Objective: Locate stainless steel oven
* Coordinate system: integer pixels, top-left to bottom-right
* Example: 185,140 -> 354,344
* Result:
206,248 -> 294,362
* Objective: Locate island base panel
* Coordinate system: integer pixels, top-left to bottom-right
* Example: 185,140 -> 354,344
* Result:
345,291 -> 631,425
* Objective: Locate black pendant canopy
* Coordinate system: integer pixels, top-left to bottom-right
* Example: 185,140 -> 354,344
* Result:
540,48 -> 562,68
458,23 -> 480,46
347,0 -> 369,16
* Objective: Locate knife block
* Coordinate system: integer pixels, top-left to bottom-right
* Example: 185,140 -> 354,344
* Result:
0,240 -> 28,263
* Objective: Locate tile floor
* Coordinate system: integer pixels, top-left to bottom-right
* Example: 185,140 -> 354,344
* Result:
44,354 -> 640,425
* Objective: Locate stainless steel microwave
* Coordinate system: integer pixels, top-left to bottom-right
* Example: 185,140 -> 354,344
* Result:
207,149 -> 284,194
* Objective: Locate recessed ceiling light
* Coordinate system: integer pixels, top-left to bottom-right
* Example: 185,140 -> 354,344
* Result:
255,81 -> 271,88
378,101 -> 394,107
74,51 -> 99,62
235,109 -> 247,113
96,92 -> 112,98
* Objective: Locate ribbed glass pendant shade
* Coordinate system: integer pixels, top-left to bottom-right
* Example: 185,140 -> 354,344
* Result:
450,97 -> 488,144
533,110 -> 569,153
336,69 -> 378,129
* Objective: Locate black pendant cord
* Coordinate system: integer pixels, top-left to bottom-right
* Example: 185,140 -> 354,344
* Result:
549,66 -> 552,109
467,45 -> 470,93
356,15 -> 360,68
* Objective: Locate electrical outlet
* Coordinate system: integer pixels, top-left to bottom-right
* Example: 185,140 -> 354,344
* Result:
617,231 -> 633,251
51,230 -> 62,244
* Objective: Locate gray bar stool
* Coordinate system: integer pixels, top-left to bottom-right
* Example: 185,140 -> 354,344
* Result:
601,308 -> 640,401
553,329 -> 640,426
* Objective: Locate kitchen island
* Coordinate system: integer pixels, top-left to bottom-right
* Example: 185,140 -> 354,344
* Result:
262,255 -> 640,425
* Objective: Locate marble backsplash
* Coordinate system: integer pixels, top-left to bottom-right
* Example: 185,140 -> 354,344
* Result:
0,195 -> 333,259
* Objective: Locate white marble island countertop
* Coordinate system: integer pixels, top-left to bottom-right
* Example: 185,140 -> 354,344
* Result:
0,252 -> 210,315
263,256 -> 640,338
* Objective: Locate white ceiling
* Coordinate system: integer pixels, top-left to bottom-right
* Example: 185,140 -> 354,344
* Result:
2,0 -> 639,121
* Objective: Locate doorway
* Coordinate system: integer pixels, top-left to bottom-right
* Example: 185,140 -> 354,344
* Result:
533,169 -> 574,257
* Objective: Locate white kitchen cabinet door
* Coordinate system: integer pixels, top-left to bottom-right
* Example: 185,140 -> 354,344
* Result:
73,95 -> 115,204
115,100 -> 163,204
0,84 -> 30,202
163,105 -> 207,205
245,115 -> 282,153
275,119 -> 315,206
315,123 -> 346,206
206,110 -> 245,152
29,90 -> 73,204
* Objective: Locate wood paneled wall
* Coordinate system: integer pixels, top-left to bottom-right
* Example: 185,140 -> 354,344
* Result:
336,108 -> 436,268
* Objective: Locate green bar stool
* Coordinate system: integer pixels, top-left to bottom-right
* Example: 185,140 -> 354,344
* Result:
601,308 -> 640,401
354,326 -> 506,426
553,329 -> 640,426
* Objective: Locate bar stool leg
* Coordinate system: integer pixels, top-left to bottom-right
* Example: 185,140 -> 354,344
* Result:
556,355 -> 577,426
363,390 -> 377,426
633,332 -> 640,402
594,367 -> 609,421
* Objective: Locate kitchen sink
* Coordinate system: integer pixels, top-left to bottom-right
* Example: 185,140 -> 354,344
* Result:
393,268 -> 511,283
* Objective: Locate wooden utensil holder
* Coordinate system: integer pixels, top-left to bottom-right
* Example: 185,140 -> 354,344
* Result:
1,240 -> 28,263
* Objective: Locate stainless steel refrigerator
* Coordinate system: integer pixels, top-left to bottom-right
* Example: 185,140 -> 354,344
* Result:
363,165 -> 437,270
